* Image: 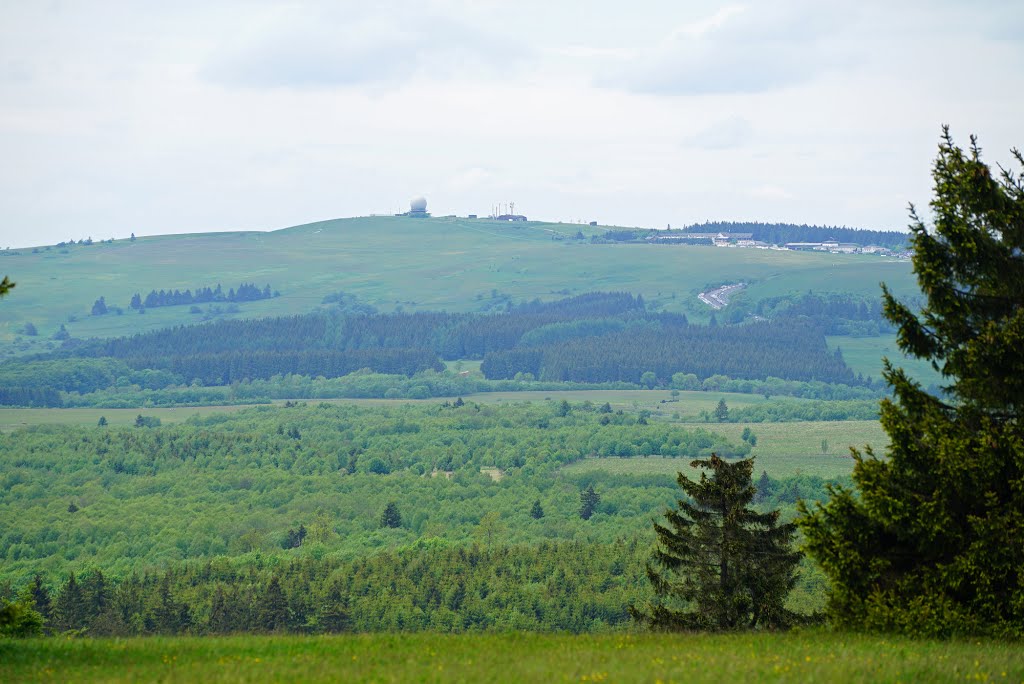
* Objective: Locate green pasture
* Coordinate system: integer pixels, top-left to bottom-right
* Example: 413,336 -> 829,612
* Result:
564,420 -> 886,479
2,632 -> 1020,683
827,334 -> 942,386
473,388 -> 768,414
0,216 -> 917,346
0,390 -> 770,430
0,405 -> 257,430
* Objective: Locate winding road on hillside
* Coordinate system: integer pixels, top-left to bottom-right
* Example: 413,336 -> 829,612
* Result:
698,283 -> 745,309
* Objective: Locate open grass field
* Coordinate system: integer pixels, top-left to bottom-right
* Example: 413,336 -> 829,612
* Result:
827,334 -> 942,386
0,390 -> 777,430
2,632 -> 1021,683
0,216 -> 917,347
564,420 -> 886,479
472,388 -> 770,414
0,405 -> 261,430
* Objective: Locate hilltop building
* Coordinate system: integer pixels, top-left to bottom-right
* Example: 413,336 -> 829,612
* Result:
397,197 -> 430,217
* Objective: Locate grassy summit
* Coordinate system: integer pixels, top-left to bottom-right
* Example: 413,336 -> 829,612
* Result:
0,216 -> 916,347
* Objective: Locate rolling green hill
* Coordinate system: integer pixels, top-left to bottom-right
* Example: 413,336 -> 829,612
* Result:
0,216 -> 917,350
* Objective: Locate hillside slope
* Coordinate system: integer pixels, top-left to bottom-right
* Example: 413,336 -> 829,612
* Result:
0,216 -> 917,348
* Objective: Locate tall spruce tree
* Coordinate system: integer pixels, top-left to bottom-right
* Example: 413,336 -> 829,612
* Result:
634,454 -> 800,631
380,502 -> 402,529
53,573 -> 87,633
799,129 -> 1024,637
28,574 -> 52,631
579,485 -> 600,520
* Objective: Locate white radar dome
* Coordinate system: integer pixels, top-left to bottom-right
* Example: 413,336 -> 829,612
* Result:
410,197 -> 428,212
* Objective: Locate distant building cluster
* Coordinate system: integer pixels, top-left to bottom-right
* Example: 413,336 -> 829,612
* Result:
647,232 -> 904,256
394,197 -> 530,222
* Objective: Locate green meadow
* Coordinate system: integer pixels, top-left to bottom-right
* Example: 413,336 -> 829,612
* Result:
827,334 -> 942,386
2,632 -> 1021,683
564,420 -> 884,480
0,216 -> 916,347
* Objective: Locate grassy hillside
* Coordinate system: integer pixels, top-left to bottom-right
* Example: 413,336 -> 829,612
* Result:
0,216 -> 917,348
4,632 -> 1021,683
827,334 -> 943,386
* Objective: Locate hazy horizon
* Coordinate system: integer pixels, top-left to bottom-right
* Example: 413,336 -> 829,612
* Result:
1,1 -> 1020,248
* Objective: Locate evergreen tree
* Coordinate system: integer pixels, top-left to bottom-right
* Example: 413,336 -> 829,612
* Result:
53,573 -> 87,633
755,470 -> 772,503
799,129 -> 1024,637
714,399 -> 729,422
259,576 -> 289,632
207,586 -> 233,634
28,574 -> 52,630
634,455 -> 800,631
530,499 -> 545,519
81,570 -> 110,623
316,582 -> 350,633
380,502 -> 402,529
579,485 -> 600,520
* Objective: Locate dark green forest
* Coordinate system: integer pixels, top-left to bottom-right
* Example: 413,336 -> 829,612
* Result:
0,291 -> 879,407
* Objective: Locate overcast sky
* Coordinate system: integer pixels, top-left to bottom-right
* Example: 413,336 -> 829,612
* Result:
0,1 -> 1020,247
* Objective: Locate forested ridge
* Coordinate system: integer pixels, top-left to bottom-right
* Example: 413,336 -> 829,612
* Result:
0,292 -> 870,407
480,322 -> 855,385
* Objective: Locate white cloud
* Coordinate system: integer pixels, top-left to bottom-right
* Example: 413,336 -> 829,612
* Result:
202,5 -> 526,89
750,184 -> 794,201
599,2 -> 854,95
682,116 -> 753,150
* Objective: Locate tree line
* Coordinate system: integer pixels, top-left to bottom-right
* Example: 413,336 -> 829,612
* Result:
129,283 -> 275,310
5,541 -> 650,635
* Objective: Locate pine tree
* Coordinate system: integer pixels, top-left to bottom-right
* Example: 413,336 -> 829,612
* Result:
530,499 -> 545,519
81,570 -> 110,623
316,583 -> 350,633
259,576 -> 290,632
755,470 -> 772,503
207,586 -> 233,634
53,573 -> 88,633
579,485 -> 600,520
799,129 -> 1024,637
380,502 -> 402,529
28,574 -> 52,630
633,455 -> 800,631
714,399 -> 729,422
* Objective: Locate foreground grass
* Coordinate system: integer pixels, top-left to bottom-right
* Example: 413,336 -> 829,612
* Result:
2,632 -> 1021,683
